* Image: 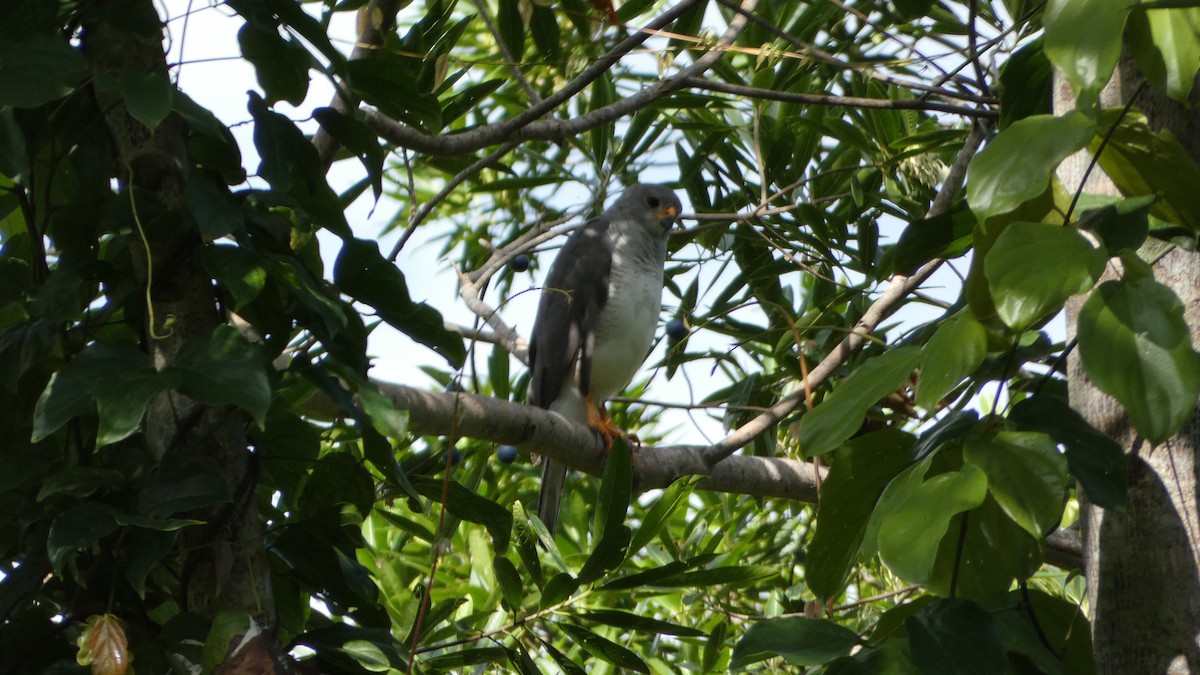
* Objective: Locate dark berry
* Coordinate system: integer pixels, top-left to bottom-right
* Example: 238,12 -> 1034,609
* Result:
510,254 -> 531,272
665,318 -> 687,342
447,448 -> 461,465
497,445 -> 518,464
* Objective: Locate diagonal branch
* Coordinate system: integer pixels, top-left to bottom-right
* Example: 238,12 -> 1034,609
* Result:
703,119 -> 992,465
365,0 -> 757,155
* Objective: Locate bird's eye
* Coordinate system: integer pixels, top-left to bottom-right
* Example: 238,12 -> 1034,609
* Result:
647,197 -> 660,208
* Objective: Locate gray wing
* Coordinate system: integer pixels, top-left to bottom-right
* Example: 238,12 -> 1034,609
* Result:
528,217 -> 613,409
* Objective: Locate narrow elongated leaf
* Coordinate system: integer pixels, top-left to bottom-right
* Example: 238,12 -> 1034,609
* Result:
797,346 -> 923,457
561,623 -> 649,673
492,556 -> 524,611
809,429 -> 917,598
966,113 -> 1094,221
1042,0 -> 1128,100
730,617 -> 860,668
629,475 -> 702,555
906,599 -> 1006,675
916,311 -> 986,409
984,221 -> 1105,331
1077,277 -> 1200,444
963,432 -> 1069,538
411,478 -> 512,552
593,438 -> 632,542
581,610 -> 705,636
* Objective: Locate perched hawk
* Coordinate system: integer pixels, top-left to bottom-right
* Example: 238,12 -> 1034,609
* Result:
528,183 -> 682,534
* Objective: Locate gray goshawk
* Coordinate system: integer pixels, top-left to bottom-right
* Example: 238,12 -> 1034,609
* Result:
528,183 -> 682,535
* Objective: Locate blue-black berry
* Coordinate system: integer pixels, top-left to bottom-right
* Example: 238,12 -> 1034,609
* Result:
447,448 -> 461,465
510,254 -> 531,272
665,318 -> 687,342
497,445 -> 518,464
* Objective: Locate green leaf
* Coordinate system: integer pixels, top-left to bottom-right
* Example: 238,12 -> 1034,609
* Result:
47,502 -> 119,573
797,346 -> 923,457
1074,194 -> 1155,253
1077,277 -> 1200,444
138,462 -> 232,517
0,34 -> 88,108
593,438 -> 633,542
1042,0 -> 1128,102
358,383 -> 409,439
94,70 -> 173,131
871,460 -> 988,584
963,432 -> 1068,538
248,93 -> 349,235
1091,109 -> 1200,232
628,475 -> 701,554
334,238 -> 465,367
540,572 -> 578,608
652,565 -> 777,588
561,623 -> 649,673
344,57 -> 442,132
966,113 -> 1095,221
889,207 -> 975,275
165,325 -> 271,426
188,173 -> 245,241
36,467 -> 126,502
730,617 -> 860,668
916,310 -> 986,409
906,599 -> 1006,675
998,37 -> 1052,129
411,477 -> 512,552
581,609 -> 705,637
32,343 -> 163,444
237,21 -> 310,106
577,525 -> 631,584
492,556 -> 524,611
808,429 -> 917,598
1127,7 -> 1200,103
1009,396 -> 1127,510
983,221 -> 1105,331
202,244 -> 266,309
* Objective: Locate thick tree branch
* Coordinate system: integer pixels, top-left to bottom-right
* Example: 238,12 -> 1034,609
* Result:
374,381 -> 1083,569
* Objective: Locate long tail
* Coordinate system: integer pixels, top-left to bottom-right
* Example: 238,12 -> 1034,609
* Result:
538,458 -> 567,535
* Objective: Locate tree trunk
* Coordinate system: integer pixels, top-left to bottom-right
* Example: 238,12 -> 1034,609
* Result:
1059,60 -> 1200,673
81,0 -> 278,658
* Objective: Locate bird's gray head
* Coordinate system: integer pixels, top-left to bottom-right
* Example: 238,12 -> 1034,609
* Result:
610,183 -> 683,236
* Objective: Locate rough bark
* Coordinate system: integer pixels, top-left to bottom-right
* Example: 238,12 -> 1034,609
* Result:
1059,60 -> 1200,674
81,0 -> 278,660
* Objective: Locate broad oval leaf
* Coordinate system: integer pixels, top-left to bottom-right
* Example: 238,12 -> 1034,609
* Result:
1042,0 -> 1128,101
963,432 -> 1069,538
798,346 -> 923,457
906,599 -> 1006,675
730,617 -> 860,668
809,429 -> 917,599
1009,396 -> 1126,510
1127,7 -> 1200,104
874,462 -> 988,584
916,310 -> 986,409
1077,277 -> 1200,444
966,113 -> 1095,221
984,221 -> 1105,331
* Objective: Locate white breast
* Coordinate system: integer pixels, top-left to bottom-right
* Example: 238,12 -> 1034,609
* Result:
588,228 -> 666,402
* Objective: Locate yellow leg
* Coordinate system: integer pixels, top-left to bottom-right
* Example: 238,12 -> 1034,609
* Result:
583,395 -> 640,449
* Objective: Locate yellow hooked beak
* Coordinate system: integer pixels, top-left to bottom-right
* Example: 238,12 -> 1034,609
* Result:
654,205 -> 679,229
